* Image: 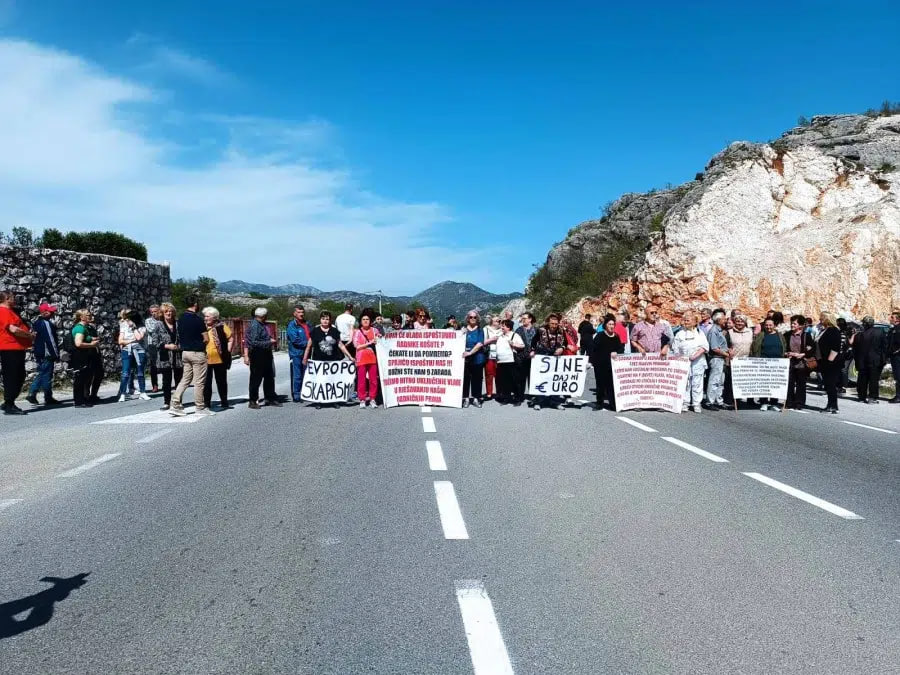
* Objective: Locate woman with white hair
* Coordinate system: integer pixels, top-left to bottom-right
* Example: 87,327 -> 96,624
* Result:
203,307 -> 234,409
244,307 -> 280,408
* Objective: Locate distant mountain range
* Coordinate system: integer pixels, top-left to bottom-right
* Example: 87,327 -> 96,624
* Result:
215,279 -> 522,322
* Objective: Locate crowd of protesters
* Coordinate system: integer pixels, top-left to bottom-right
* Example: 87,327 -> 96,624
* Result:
1,287 -> 898,416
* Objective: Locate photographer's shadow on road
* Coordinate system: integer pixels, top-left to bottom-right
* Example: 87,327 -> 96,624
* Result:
0,572 -> 90,639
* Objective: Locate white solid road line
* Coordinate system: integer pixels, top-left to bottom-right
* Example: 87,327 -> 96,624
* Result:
455,580 -> 515,675
616,416 -> 658,433
57,453 -> 122,478
422,416 -> 437,433
661,436 -> 729,463
0,499 -> 23,512
842,421 -> 897,435
136,429 -> 175,444
421,406 -> 432,413
433,481 -> 469,539
743,472 -> 864,520
426,440 -> 448,471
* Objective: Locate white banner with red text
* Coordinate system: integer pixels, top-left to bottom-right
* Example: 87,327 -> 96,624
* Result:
376,330 -> 466,408
301,359 -> 357,403
611,353 -> 691,413
730,357 -> 790,401
528,355 -> 590,397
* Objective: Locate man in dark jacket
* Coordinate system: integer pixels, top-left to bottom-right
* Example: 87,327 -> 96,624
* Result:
889,311 -> 900,404
853,316 -> 886,404
26,303 -> 62,406
577,314 -> 594,356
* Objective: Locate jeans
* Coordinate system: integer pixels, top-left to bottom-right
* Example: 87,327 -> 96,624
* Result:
357,362 -> 378,401
28,357 -> 55,398
203,362 -> 229,406
706,358 -> 726,405
119,348 -> 146,395
248,348 -> 276,403
290,354 -> 304,401
1,350 -> 26,406
173,351 -> 207,410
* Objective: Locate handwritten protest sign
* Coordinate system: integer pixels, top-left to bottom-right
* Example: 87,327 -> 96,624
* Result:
528,355 -> 589,397
376,330 -> 465,408
301,359 -> 356,403
611,354 -> 690,413
731,358 -> 790,400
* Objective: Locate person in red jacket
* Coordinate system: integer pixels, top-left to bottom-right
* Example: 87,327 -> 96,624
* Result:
0,291 -> 35,415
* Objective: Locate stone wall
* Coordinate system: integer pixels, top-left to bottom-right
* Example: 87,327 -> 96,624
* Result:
0,246 -> 171,382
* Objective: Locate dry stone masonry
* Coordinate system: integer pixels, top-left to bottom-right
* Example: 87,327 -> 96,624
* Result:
0,246 -> 171,378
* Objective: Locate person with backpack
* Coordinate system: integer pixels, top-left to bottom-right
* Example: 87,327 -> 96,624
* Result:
202,307 -> 233,409
25,302 -> 62,407
352,308 -> 380,408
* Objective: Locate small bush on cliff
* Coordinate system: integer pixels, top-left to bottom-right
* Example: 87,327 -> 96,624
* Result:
864,100 -> 900,118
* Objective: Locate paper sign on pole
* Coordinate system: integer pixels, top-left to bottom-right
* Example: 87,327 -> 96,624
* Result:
611,354 -> 690,413
376,330 -> 465,408
528,355 -> 589,397
301,359 -> 356,403
731,358 -> 790,400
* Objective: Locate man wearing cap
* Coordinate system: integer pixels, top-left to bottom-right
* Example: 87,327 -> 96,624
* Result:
0,290 -> 34,415
25,302 -> 63,407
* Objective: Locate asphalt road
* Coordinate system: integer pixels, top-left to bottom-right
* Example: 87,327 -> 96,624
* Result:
1,356 -> 898,674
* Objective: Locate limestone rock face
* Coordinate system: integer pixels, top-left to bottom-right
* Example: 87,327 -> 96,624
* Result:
551,114 -> 900,322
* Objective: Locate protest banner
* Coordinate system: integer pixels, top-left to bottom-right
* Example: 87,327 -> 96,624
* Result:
301,359 -> 357,403
731,358 -> 790,401
528,355 -> 589,397
611,354 -> 690,413
376,330 -> 465,408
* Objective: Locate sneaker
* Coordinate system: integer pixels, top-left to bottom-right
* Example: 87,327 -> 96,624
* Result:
195,408 -> 214,416
691,405 -> 702,413
118,394 -> 127,403
533,403 -> 541,411
168,407 -> 187,417
139,393 -> 151,401
473,399 -> 482,408
360,401 -> 367,409
25,394 -> 39,405
368,400 -> 378,408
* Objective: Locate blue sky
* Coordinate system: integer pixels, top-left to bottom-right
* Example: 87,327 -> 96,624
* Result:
1,1 -> 898,294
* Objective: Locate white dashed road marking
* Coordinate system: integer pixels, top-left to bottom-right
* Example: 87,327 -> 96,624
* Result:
136,429 -> 175,444
842,421 -> 897,435
0,499 -> 23,512
57,453 -> 122,478
426,441 -> 447,471
661,436 -> 729,463
422,416 -> 436,433
616,416 -> 657,433
743,472 -> 863,520
92,409 -> 204,424
433,481 -> 469,539
455,580 -> 514,675
421,406 -> 432,413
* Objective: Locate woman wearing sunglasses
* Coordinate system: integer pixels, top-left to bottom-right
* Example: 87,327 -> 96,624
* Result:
461,311 -> 486,408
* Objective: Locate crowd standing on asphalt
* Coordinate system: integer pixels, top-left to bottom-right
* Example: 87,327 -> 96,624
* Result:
0,286 -> 898,416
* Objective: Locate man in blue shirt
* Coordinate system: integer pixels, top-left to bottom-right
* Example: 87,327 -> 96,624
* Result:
26,302 -> 62,407
286,305 -> 310,403
170,295 -> 210,416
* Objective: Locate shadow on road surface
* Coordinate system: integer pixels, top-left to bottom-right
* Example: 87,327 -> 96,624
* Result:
0,572 -> 90,639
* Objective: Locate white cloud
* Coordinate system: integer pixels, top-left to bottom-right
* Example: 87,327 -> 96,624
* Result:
127,32 -> 234,88
0,38 -> 505,294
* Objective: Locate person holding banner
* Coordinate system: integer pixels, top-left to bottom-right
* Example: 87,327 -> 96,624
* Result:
515,312 -> 538,401
352,309 -> 380,408
532,313 -> 567,410
750,318 -> 787,410
483,315 -> 503,400
630,306 -> 669,356
303,310 -> 353,408
590,314 -> 624,410
461,311 -> 486,408
286,305 -> 310,403
671,311 -> 709,413
495,319 -> 525,403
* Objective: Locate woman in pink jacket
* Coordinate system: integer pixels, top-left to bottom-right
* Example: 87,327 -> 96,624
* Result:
353,308 -> 380,408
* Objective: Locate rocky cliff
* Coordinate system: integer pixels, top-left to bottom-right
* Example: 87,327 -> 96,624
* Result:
529,114 -> 900,321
